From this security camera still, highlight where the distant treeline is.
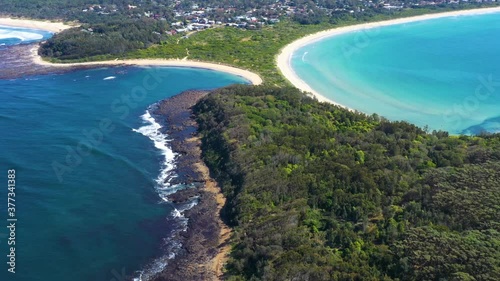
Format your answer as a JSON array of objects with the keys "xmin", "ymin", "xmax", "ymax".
[
  {"xmin": 191, "ymin": 85, "xmax": 500, "ymax": 281},
  {"xmin": 0, "ymin": 0, "xmax": 174, "ymax": 22}
]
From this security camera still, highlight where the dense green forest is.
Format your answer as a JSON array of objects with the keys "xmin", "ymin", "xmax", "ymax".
[
  {"xmin": 39, "ymin": 18, "xmax": 169, "ymax": 60},
  {"xmin": 193, "ymin": 85, "xmax": 500, "ymax": 280},
  {"xmin": 0, "ymin": 0, "xmax": 174, "ymax": 21}
]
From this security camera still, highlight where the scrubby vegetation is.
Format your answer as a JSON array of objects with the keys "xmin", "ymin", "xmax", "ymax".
[
  {"xmin": 193, "ymin": 85, "xmax": 500, "ymax": 280},
  {"xmin": 131, "ymin": 21, "xmax": 330, "ymax": 86}
]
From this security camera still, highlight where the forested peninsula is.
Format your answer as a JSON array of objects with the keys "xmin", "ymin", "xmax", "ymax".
[{"xmin": 193, "ymin": 85, "xmax": 500, "ymax": 280}]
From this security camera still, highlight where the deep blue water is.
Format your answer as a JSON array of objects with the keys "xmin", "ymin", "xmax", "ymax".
[
  {"xmin": 0, "ymin": 27, "xmax": 248, "ymax": 281},
  {"xmin": 292, "ymin": 12, "xmax": 500, "ymax": 134}
]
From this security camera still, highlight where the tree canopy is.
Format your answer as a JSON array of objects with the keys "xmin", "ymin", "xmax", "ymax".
[{"xmin": 193, "ymin": 85, "xmax": 500, "ymax": 280}]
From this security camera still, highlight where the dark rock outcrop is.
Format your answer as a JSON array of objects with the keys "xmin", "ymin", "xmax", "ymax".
[{"xmin": 151, "ymin": 90, "xmax": 229, "ymax": 281}]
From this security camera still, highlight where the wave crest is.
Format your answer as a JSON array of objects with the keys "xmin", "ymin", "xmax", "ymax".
[
  {"xmin": 132, "ymin": 107, "xmax": 199, "ymax": 280},
  {"xmin": 0, "ymin": 28, "xmax": 44, "ymax": 44}
]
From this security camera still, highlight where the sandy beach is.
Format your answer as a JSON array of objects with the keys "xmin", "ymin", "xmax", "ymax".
[
  {"xmin": 30, "ymin": 47, "xmax": 263, "ymax": 85},
  {"xmin": 277, "ymin": 6, "xmax": 500, "ymax": 107},
  {"xmin": 0, "ymin": 17, "xmax": 74, "ymax": 33}
]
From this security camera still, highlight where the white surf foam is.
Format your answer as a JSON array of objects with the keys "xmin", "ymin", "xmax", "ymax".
[
  {"xmin": 172, "ymin": 208, "xmax": 182, "ymax": 218},
  {"xmin": 302, "ymin": 51, "xmax": 308, "ymax": 62},
  {"xmin": 133, "ymin": 108, "xmax": 200, "ymax": 281},
  {"xmin": 133, "ymin": 110, "xmax": 179, "ymax": 201},
  {"xmin": 0, "ymin": 29, "xmax": 44, "ymax": 42},
  {"xmin": 132, "ymin": 199, "xmax": 198, "ymax": 281},
  {"xmin": 103, "ymin": 76, "xmax": 116, "ymax": 80}
]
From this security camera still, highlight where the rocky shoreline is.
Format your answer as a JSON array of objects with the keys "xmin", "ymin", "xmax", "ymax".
[
  {"xmin": 151, "ymin": 90, "xmax": 231, "ymax": 281},
  {"xmin": 2, "ymin": 43, "xmax": 232, "ymax": 280}
]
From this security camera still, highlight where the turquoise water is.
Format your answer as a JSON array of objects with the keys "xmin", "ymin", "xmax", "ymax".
[
  {"xmin": 0, "ymin": 25, "xmax": 53, "ymax": 46},
  {"xmin": 0, "ymin": 27, "xmax": 248, "ymax": 281},
  {"xmin": 292, "ymin": 12, "xmax": 500, "ymax": 134}
]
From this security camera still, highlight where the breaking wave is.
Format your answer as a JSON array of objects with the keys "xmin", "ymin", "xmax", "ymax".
[
  {"xmin": 0, "ymin": 27, "xmax": 46, "ymax": 45},
  {"xmin": 132, "ymin": 106, "xmax": 199, "ymax": 280}
]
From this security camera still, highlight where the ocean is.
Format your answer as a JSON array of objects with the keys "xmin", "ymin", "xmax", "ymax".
[
  {"xmin": 0, "ymin": 26, "xmax": 248, "ymax": 281},
  {"xmin": 291, "ymin": 12, "xmax": 500, "ymax": 134},
  {"xmin": 0, "ymin": 25, "xmax": 52, "ymax": 46}
]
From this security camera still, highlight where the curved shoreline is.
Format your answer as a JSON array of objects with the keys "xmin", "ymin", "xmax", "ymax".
[
  {"xmin": 31, "ymin": 48, "xmax": 263, "ymax": 85},
  {"xmin": 0, "ymin": 17, "xmax": 75, "ymax": 33},
  {"xmin": 277, "ymin": 6, "xmax": 500, "ymax": 108}
]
